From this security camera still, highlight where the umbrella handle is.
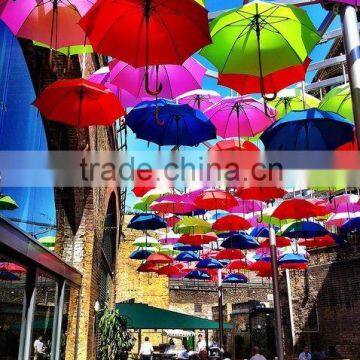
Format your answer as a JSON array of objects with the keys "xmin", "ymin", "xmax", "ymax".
[
  {"xmin": 145, "ymin": 67, "xmax": 163, "ymax": 96},
  {"xmin": 154, "ymin": 99, "xmax": 165, "ymax": 126},
  {"xmin": 256, "ymin": 208, "xmax": 264, "ymax": 223}
]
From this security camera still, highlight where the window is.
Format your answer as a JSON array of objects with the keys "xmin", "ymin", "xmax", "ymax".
[{"xmin": 194, "ymin": 304, "xmax": 202, "ymax": 313}]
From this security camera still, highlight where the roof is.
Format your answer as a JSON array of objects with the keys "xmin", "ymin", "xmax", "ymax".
[{"xmin": 116, "ymin": 302, "xmax": 232, "ymax": 330}]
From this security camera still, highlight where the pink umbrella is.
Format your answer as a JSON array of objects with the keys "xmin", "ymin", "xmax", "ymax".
[
  {"xmin": 0, "ymin": 0, "xmax": 93, "ymax": 48},
  {"xmin": 228, "ymin": 199, "xmax": 265, "ymax": 214},
  {"xmin": 325, "ymin": 212, "xmax": 360, "ymax": 227},
  {"xmin": 109, "ymin": 57, "xmax": 206, "ymax": 99},
  {"xmin": 326, "ymin": 194, "xmax": 360, "ymax": 213},
  {"xmin": 205, "ymin": 96, "xmax": 276, "ymax": 138},
  {"xmin": 177, "ymin": 89, "xmax": 222, "ymax": 112},
  {"xmin": 159, "ymin": 231, "xmax": 181, "ymax": 245},
  {"xmin": 150, "ymin": 194, "xmax": 198, "ymax": 214}
]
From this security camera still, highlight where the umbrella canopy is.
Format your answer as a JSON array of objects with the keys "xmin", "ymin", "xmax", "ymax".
[
  {"xmin": 150, "ymin": 196, "xmax": 197, "ymax": 215},
  {"xmin": 200, "ymin": 1, "xmax": 319, "ymax": 95},
  {"xmin": 177, "ymin": 90, "xmax": 222, "ymax": 112},
  {"xmin": 0, "ymin": 0, "xmax": 92, "ymax": 48},
  {"xmin": 128, "ymin": 213, "xmax": 167, "ymax": 230},
  {"xmin": 205, "ymin": 97, "xmax": 275, "ymax": 138},
  {"xmin": 281, "ymin": 221, "xmax": 329, "ymax": 239},
  {"xmin": 34, "ymin": 41, "xmax": 93, "ymax": 56},
  {"xmin": 215, "ymin": 249, "xmax": 245, "ymax": 260},
  {"xmin": 223, "ymin": 273, "xmax": 248, "ymax": 284},
  {"xmin": 319, "ymin": 83, "xmax": 353, "ymax": 122},
  {"xmin": 209, "ymin": 139, "xmax": 260, "ymax": 153},
  {"xmin": 0, "ymin": 195, "xmax": 19, "ymax": 210},
  {"xmin": 228, "ymin": 199, "xmax": 264, "ymax": 214},
  {"xmin": 221, "ymin": 233, "xmax": 260, "ymax": 250},
  {"xmin": 157, "ymin": 264, "xmax": 183, "ymax": 277},
  {"xmin": 79, "ymin": 0, "xmax": 211, "ymax": 66},
  {"xmin": 175, "ymin": 251, "xmax": 200, "ymax": 262},
  {"xmin": 226, "ymin": 259, "xmax": 249, "ymax": 270},
  {"xmin": 297, "ymin": 234, "xmax": 338, "ymax": 248},
  {"xmin": 174, "ymin": 217, "xmax": 212, "ymax": 234},
  {"xmin": 325, "ymin": 212, "xmax": 360, "ymax": 227},
  {"xmin": 249, "ymin": 260, "xmax": 271, "ymax": 272},
  {"xmin": 259, "ymin": 237, "xmax": 291, "ymax": 248},
  {"xmin": 195, "ymin": 189, "xmax": 237, "ymax": 211},
  {"xmin": 185, "ymin": 269, "xmax": 211, "ymax": 280},
  {"xmin": 180, "ymin": 232, "xmax": 218, "ymax": 246},
  {"xmin": 137, "ymin": 263, "xmax": 159, "ymax": 273},
  {"xmin": 125, "ymin": 99, "xmax": 216, "ymax": 147},
  {"xmin": 130, "ymin": 249, "xmax": 153, "ymax": 260},
  {"xmin": 38, "ymin": 236, "xmax": 56, "ymax": 248},
  {"xmin": 236, "ymin": 187, "xmax": 287, "ymax": 202},
  {"xmin": 340, "ymin": 217, "xmax": 360, "ymax": 232},
  {"xmin": 269, "ymin": 89, "xmax": 320, "ymax": 119},
  {"xmin": 279, "ymin": 253, "xmax": 308, "ymax": 264},
  {"xmin": 0, "ymin": 262, "xmax": 26, "ymax": 274},
  {"xmin": 109, "ymin": 58, "xmax": 206, "ymax": 100},
  {"xmin": 174, "ymin": 243, "xmax": 203, "ymax": 252},
  {"xmin": 158, "ymin": 231, "xmax": 181, "ymax": 245},
  {"xmin": 165, "ymin": 216, "xmax": 181, "ymax": 228},
  {"xmin": 132, "ymin": 236, "xmax": 160, "ymax": 248},
  {"xmin": 260, "ymin": 109, "xmax": 354, "ymax": 151},
  {"xmin": 212, "ymin": 215, "xmax": 251, "ymax": 231},
  {"xmin": 33, "ymin": 79, "xmax": 125, "ymax": 127},
  {"xmin": 272, "ymin": 199, "xmax": 327, "ymax": 220},
  {"xmin": 146, "ymin": 253, "xmax": 173, "ymax": 264},
  {"xmin": 196, "ymin": 258, "xmax": 223, "ymax": 269}
]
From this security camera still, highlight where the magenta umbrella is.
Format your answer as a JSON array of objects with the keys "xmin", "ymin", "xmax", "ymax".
[
  {"xmin": 228, "ymin": 199, "xmax": 265, "ymax": 214},
  {"xmin": 177, "ymin": 89, "xmax": 222, "ymax": 112},
  {"xmin": 109, "ymin": 57, "xmax": 206, "ymax": 99},
  {"xmin": 150, "ymin": 194, "xmax": 198, "ymax": 214},
  {"xmin": 0, "ymin": 0, "xmax": 93, "ymax": 48},
  {"xmin": 205, "ymin": 96, "xmax": 276, "ymax": 138}
]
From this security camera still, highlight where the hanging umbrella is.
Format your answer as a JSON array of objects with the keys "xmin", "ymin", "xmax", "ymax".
[
  {"xmin": 196, "ymin": 258, "xmax": 223, "ymax": 269},
  {"xmin": 157, "ymin": 264, "xmax": 184, "ymax": 277},
  {"xmin": 158, "ymin": 245, "xmax": 180, "ymax": 256},
  {"xmin": 0, "ymin": 195, "xmax": 19, "ymax": 210},
  {"xmin": 174, "ymin": 243, "xmax": 203, "ymax": 252},
  {"xmin": 269, "ymin": 89, "xmax": 320, "ymax": 119},
  {"xmin": 209, "ymin": 139, "xmax": 260, "ymax": 152},
  {"xmin": 174, "ymin": 217, "xmax": 212, "ymax": 234},
  {"xmin": 128, "ymin": 214, "xmax": 167, "ymax": 230},
  {"xmin": 38, "ymin": 236, "xmax": 56, "ymax": 248},
  {"xmin": 137, "ymin": 262, "xmax": 159, "ymax": 273},
  {"xmin": 319, "ymin": 83, "xmax": 353, "ymax": 122},
  {"xmin": 175, "ymin": 251, "xmax": 200, "ymax": 262},
  {"xmin": 215, "ymin": 249, "xmax": 245, "ymax": 260},
  {"xmin": 297, "ymin": 234, "xmax": 338, "ymax": 248},
  {"xmin": 226, "ymin": 259, "xmax": 249, "ymax": 271},
  {"xmin": 195, "ymin": 189, "xmax": 237, "ymax": 211},
  {"xmin": 218, "ymin": 58, "xmax": 311, "ymax": 96},
  {"xmin": 278, "ymin": 253, "xmax": 308, "ymax": 265},
  {"xmin": 205, "ymin": 97, "xmax": 275, "ymax": 138},
  {"xmin": 125, "ymin": 99, "xmax": 216, "ymax": 146},
  {"xmin": 146, "ymin": 253, "xmax": 173, "ymax": 264},
  {"xmin": 325, "ymin": 212, "xmax": 360, "ymax": 227},
  {"xmin": 223, "ymin": 273, "xmax": 248, "ymax": 284},
  {"xmin": 109, "ymin": 58, "xmax": 206, "ymax": 100},
  {"xmin": 272, "ymin": 199, "xmax": 328, "ymax": 220},
  {"xmin": 140, "ymin": 188, "xmax": 178, "ymax": 208},
  {"xmin": 228, "ymin": 199, "xmax": 265, "ymax": 214},
  {"xmin": 132, "ymin": 169, "xmax": 156, "ymax": 197},
  {"xmin": 79, "ymin": 0, "xmax": 211, "ymax": 69},
  {"xmin": 158, "ymin": 231, "xmax": 181, "ymax": 245},
  {"xmin": 132, "ymin": 236, "xmax": 160, "ymax": 248},
  {"xmin": 340, "ymin": 217, "xmax": 360, "ymax": 232},
  {"xmin": 179, "ymin": 232, "xmax": 218, "ymax": 246},
  {"xmin": 281, "ymin": 221, "xmax": 329, "ymax": 239},
  {"xmin": 150, "ymin": 196, "xmax": 197, "ymax": 215},
  {"xmin": 0, "ymin": 262, "xmax": 26, "ymax": 274},
  {"xmin": 130, "ymin": 249, "xmax": 153, "ymax": 260},
  {"xmin": 0, "ymin": 0, "xmax": 93, "ymax": 48},
  {"xmin": 212, "ymin": 215, "xmax": 251, "ymax": 232},
  {"xmin": 200, "ymin": 1, "xmax": 320, "ymax": 97},
  {"xmin": 260, "ymin": 109, "xmax": 354, "ymax": 151},
  {"xmin": 236, "ymin": 187, "xmax": 287, "ymax": 202},
  {"xmin": 34, "ymin": 79, "xmax": 125, "ymax": 126},
  {"xmin": 221, "ymin": 233, "xmax": 260, "ymax": 250},
  {"xmin": 0, "ymin": 270, "xmax": 20, "ymax": 281},
  {"xmin": 185, "ymin": 269, "xmax": 211, "ymax": 280},
  {"xmin": 258, "ymin": 237, "xmax": 291, "ymax": 248},
  {"xmin": 165, "ymin": 216, "xmax": 181, "ymax": 228},
  {"xmin": 249, "ymin": 260, "xmax": 271, "ymax": 272},
  {"xmin": 177, "ymin": 90, "xmax": 222, "ymax": 112}
]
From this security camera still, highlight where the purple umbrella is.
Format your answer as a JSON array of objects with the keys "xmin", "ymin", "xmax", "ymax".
[
  {"xmin": 228, "ymin": 199, "xmax": 265, "ymax": 214},
  {"xmin": 109, "ymin": 57, "xmax": 206, "ymax": 99},
  {"xmin": 177, "ymin": 89, "xmax": 222, "ymax": 112},
  {"xmin": 205, "ymin": 96, "xmax": 276, "ymax": 138}
]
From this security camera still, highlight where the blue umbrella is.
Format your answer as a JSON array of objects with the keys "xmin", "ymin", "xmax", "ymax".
[
  {"xmin": 209, "ymin": 211, "xmax": 228, "ymax": 221},
  {"xmin": 223, "ymin": 273, "xmax": 248, "ymax": 284},
  {"xmin": 175, "ymin": 251, "xmax": 200, "ymax": 262},
  {"xmin": 196, "ymin": 258, "xmax": 223, "ymax": 269},
  {"xmin": 185, "ymin": 269, "xmax": 211, "ymax": 280},
  {"xmin": 125, "ymin": 99, "xmax": 217, "ymax": 147},
  {"xmin": 182, "ymin": 209, "xmax": 207, "ymax": 216},
  {"xmin": 0, "ymin": 270, "xmax": 20, "ymax": 281},
  {"xmin": 249, "ymin": 226, "xmax": 280, "ymax": 238},
  {"xmin": 260, "ymin": 109, "xmax": 354, "ymax": 150},
  {"xmin": 128, "ymin": 213, "xmax": 167, "ymax": 230},
  {"xmin": 217, "ymin": 231, "xmax": 238, "ymax": 239},
  {"xmin": 278, "ymin": 253, "xmax": 308, "ymax": 264},
  {"xmin": 174, "ymin": 243, "xmax": 203, "ymax": 252},
  {"xmin": 282, "ymin": 221, "xmax": 329, "ymax": 239},
  {"xmin": 340, "ymin": 217, "xmax": 360, "ymax": 233},
  {"xmin": 130, "ymin": 249, "xmax": 152, "ymax": 260},
  {"xmin": 221, "ymin": 233, "xmax": 260, "ymax": 250}
]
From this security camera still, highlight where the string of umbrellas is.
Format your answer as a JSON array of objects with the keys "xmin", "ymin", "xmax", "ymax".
[
  {"xmin": 0, "ymin": 0, "xmax": 356, "ymax": 149},
  {"xmin": 127, "ymin": 187, "xmax": 360, "ymax": 283}
]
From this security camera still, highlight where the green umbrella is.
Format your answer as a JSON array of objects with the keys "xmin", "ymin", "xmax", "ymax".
[
  {"xmin": 132, "ymin": 236, "xmax": 160, "ymax": 248},
  {"xmin": 269, "ymin": 89, "xmax": 320, "ymax": 119},
  {"xmin": 174, "ymin": 217, "xmax": 212, "ymax": 234},
  {"xmin": 319, "ymin": 83, "xmax": 353, "ymax": 123},
  {"xmin": 158, "ymin": 245, "xmax": 181, "ymax": 256},
  {"xmin": 0, "ymin": 195, "xmax": 19, "ymax": 210},
  {"xmin": 33, "ymin": 41, "xmax": 93, "ymax": 56},
  {"xmin": 38, "ymin": 236, "xmax": 56, "ymax": 248},
  {"xmin": 133, "ymin": 200, "xmax": 150, "ymax": 212},
  {"xmin": 200, "ymin": 1, "xmax": 319, "ymax": 93}
]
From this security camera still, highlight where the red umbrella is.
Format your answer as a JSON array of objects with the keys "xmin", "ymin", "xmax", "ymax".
[
  {"xmin": 150, "ymin": 198, "xmax": 197, "ymax": 215},
  {"xmin": 297, "ymin": 235, "xmax": 336, "ymax": 248},
  {"xmin": 33, "ymin": 79, "xmax": 125, "ymax": 127},
  {"xmin": 272, "ymin": 199, "xmax": 326, "ymax": 220},
  {"xmin": 165, "ymin": 216, "xmax": 181, "ymax": 227},
  {"xmin": 249, "ymin": 260, "xmax": 271, "ymax": 272},
  {"xmin": 218, "ymin": 58, "xmax": 311, "ymax": 96},
  {"xmin": 146, "ymin": 253, "xmax": 173, "ymax": 264},
  {"xmin": 236, "ymin": 187, "xmax": 287, "ymax": 202},
  {"xmin": 79, "ymin": 0, "xmax": 211, "ymax": 68},
  {"xmin": 226, "ymin": 259, "xmax": 249, "ymax": 270},
  {"xmin": 180, "ymin": 232, "xmax": 218, "ymax": 246},
  {"xmin": 212, "ymin": 215, "xmax": 251, "ymax": 231},
  {"xmin": 209, "ymin": 139, "xmax": 260, "ymax": 152},
  {"xmin": 195, "ymin": 189, "xmax": 237, "ymax": 210},
  {"xmin": 0, "ymin": 262, "xmax": 26, "ymax": 274},
  {"xmin": 137, "ymin": 263, "xmax": 158, "ymax": 273},
  {"xmin": 257, "ymin": 269, "xmax": 272, "ymax": 278},
  {"xmin": 132, "ymin": 169, "xmax": 156, "ymax": 197},
  {"xmin": 157, "ymin": 264, "xmax": 183, "ymax": 276},
  {"xmin": 280, "ymin": 262, "xmax": 308, "ymax": 270},
  {"xmin": 215, "ymin": 249, "xmax": 245, "ymax": 260},
  {"xmin": 259, "ymin": 236, "xmax": 291, "ymax": 248}
]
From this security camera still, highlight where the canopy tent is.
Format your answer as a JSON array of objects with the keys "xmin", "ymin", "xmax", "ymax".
[{"xmin": 116, "ymin": 302, "xmax": 232, "ymax": 330}]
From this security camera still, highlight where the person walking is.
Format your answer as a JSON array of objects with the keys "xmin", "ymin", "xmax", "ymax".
[
  {"xmin": 33, "ymin": 335, "xmax": 45, "ymax": 360},
  {"xmin": 140, "ymin": 336, "xmax": 154, "ymax": 360},
  {"xmin": 299, "ymin": 346, "xmax": 312, "ymax": 360},
  {"xmin": 249, "ymin": 346, "xmax": 267, "ymax": 360}
]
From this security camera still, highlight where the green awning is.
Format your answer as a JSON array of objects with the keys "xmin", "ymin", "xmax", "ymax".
[{"xmin": 116, "ymin": 302, "xmax": 232, "ymax": 330}]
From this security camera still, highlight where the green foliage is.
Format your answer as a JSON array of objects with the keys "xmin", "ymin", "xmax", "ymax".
[{"xmin": 97, "ymin": 304, "xmax": 135, "ymax": 360}]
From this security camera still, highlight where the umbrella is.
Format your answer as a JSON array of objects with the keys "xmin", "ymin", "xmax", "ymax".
[
  {"xmin": 158, "ymin": 231, "xmax": 181, "ymax": 245},
  {"xmin": 223, "ymin": 273, "xmax": 248, "ymax": 284},
  {"xmin": 209, "ymin": 139, "xmax": 260, "ymax": 153},
  {"xmin": 0, "ymin": 0, "xmax": 92, "ymax": 48},
  {"xmin": 109, "ymin": 58, "xmax": 206, "ymax": 100},
  {"xmin": 200, "ymin": 1, "xmax": 320, "ymax": 96},
  {"xmin": 0, "ymin": 195, "xmax": 19, "ymax": 210},
  {"xmin": 259, "ymin": 237, "xmax": 291, "ymax": 248},
  {"xmin": 228, "ymin": 199, "xmax": 265, "ymax": 214},
  {"xmin": 33, "ymin": 79, "xmax": 125, "ymax": 127},
  {"xmin": 38, "ymin": 236, "xmax": 56, "ymax": 248},
  {"xmin": 174, "ymin": 217, "xmax": 212, "ymax": 234},
  {"xmin": 196, "ymin": 258, "xmax": 223, "ymax": 269},
  {"xmin": 177, "ymin": 90, "xmax": 222, "ymax": 112},
  {"xmin": 340, "ymin": 217, "xmax": 360, "ymax": 232},
  {"xmin": 272, "ymin": 199, "xmax": 328, "ymax": 220},
  {"xmin": 215, "ymin": 249, "xmax": 245, "ymax": 260},
  {"xmin": 130, "ymin": 249, "xmax": 153, "ymax": 260},
  {"xmin": 146, "ymin": 253, "xmax": 173, "ymax": 264},
  {"xmin": 140, "ymin": 188, "xmax": 178, "ymax": 208},
  {"xmin": 125, "ymin": 99, "xmax": 216, "ymax": 147},
  {"xmin": 185, "ymin": 269, "xmax": 211, "ymax": 280},
  {"xmin": 150, "ymin": 195, "xmax": 197, "ymax": 215},
  {"xmin": 260, "ymin": 109, "xmax": 354, "ymax": 151},
  {"xmin": 128, "ymin": 213, "xmax": 167, "ymax": 230},
  {"xmin": 278, "ymin": 253, "xmax": 308, "ymax": 265},
  {"xmin": 269, "ymin": 89, "xmax": 320, "ymax": 119},
  {"xmin": 33, "ymin": 41, "xmax": 93, "ymax": 56},
  {"xmin": 0, "ymin": 270, "xmax": 20, "ymax": 281},
  {"xmin": 195, "ymin": 189, "xmax": 237, "ymax": 211},
  {"xmin": 212, "ymin": 215, "xmax": 251, "ymax": 232},
  {"xmin": 132, "ymin": 236, "xmax": 160, "ymax": 248},
  {"xmin": 281, "ymin": 221, "xmax": 329, "ymax": 239},
  {"xmin": 319, "ymin": 83, "xmax": 353, "ymax": 122},
  {"xmin": 237, "ymin": 187, "xmax": 287, "ymax": 202},
  {"xmin": 249, "ymin": 260, "xmax": 271, "ymax": 272},
  {"xmin": 175, "ymin": 252, "xmax": 200, "ymax": 262},
  {"xmin": 205, "ymin": 97, "xmax": 275, "ymax": 138},
  {"xmin": 165, "ymin": 216, "xmax": 181, "ymax": 228},
  {"xmin": 0, "ymin": 262, "xmax": 26, "ymax": 274},
  {"xmin": 325, "ymin": 212, "xmax": 360, "ymax": 227},
  {"xmin": 226, "ymin": 259, "xmax": 249, "ymax": 271},
  {"xmin": 174, "ymin": 243, "xmax": 203, "ymax": 252},
  {"xmin": 218, "ymin": 58, "xmax": 311, "ymax": 96},
  {"xmin": 137, "ymin": 263, "xmax": 159, "ymax": 273},
  {"xmin": 179, "ymin": 232, "xmax": 218, "ymax": 246},
  {"xmin": 221, "ymin": 233, "xmax": 260, "ymax": 250},
  {"xmin": 297, "ymin": 234, "xmax": 338, "ymax": 248},
  {"xmin": 157, "ymin": 264, "xmax": 183, "ymax": 276},
  {"xmin": 79, "ymin": 0, "xmax": 211, "ymax": 70}
]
